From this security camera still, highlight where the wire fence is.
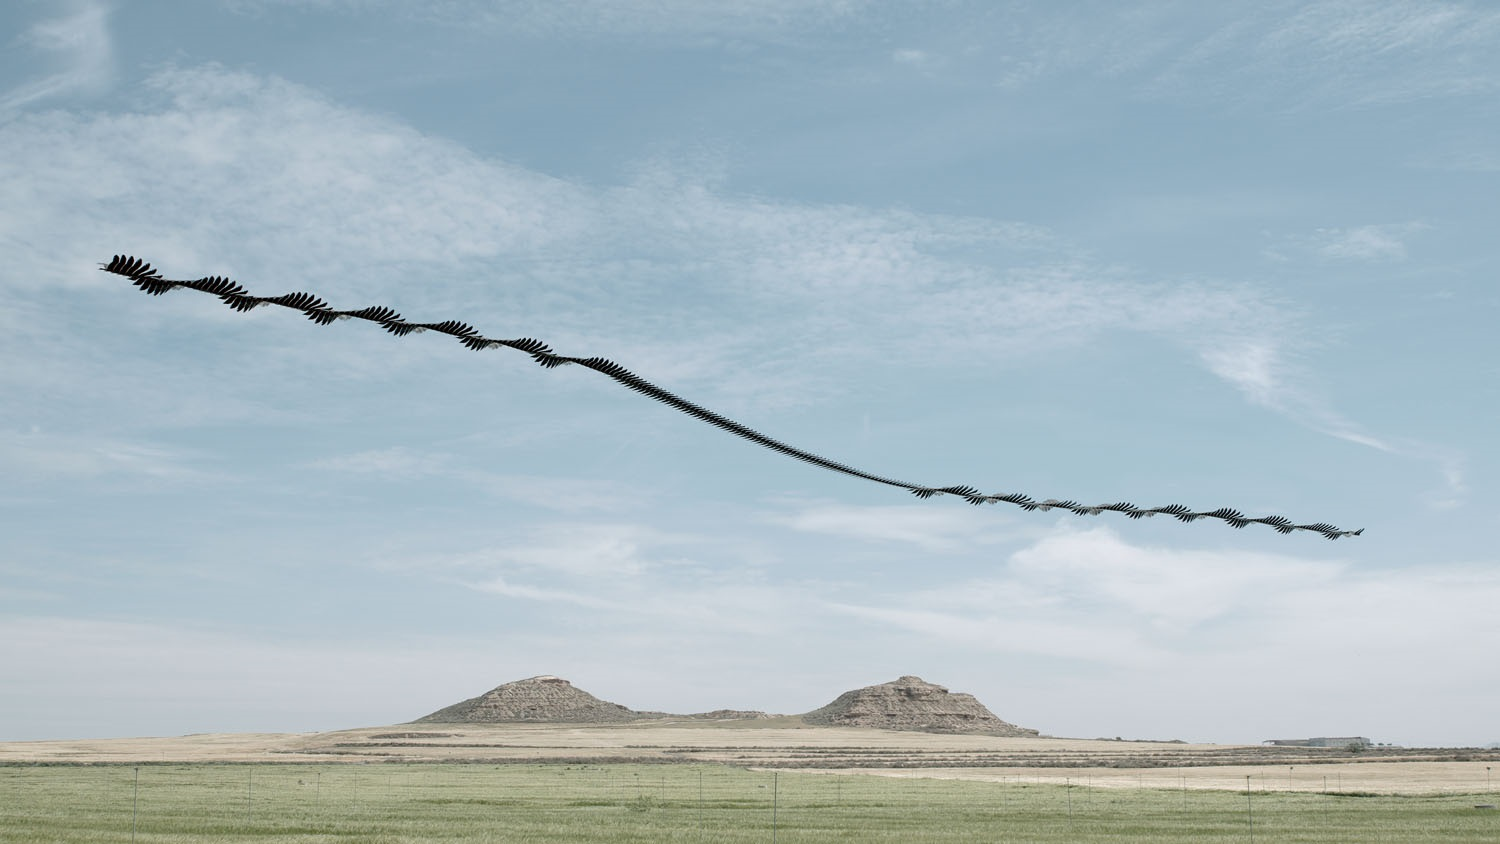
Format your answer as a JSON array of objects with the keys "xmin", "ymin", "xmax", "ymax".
[{"xmin": 5, "ymin": 762, "xmax": 1496, "ymax": 842}]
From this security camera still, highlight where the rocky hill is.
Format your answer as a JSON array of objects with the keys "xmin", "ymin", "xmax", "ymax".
[
  {"xmin": 416, "ymin": 675, "xmax": 642, "ymax": 724},
  {"xmin": 416, "ymin": 676, "xmax": 774, "ymax": 724},
  {"xmin": 801, "ymin": 675, "xmax": 1038, "ymax": 736},
  {"xmin": 416, "ymin": 674, "xmax": 1031, "ymax": 735}
]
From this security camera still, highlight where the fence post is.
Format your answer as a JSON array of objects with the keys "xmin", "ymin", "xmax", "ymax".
[
  {"xmin": 771, "ymin": 771, "xmax": 779, "ymax": 844},
  {"xmin": 1246, "ymin": 775, "xmax": 1253, "ymax": 842}
]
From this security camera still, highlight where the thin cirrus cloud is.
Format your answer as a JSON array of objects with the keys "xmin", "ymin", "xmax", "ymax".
[
  {"xmin": 235, "ymin": 0, "xmax": 876, "ymax": 36},
  {"xmin": 0, "ymin": 429, "xmax": 205, "ymax": 483},
  {"xmin": 1, "ymin": 63, "xmax": 1416, "ymax": 506},
  {"xmin": 2, "ymin": 64, "xmax": 1324, "ymax": 402},
  {"xmin": 470, "ymin": 570, "xmax": 820, "ymax": 637},
  {"xmin": 309, "ymin": 447, "xmax": 651, "ymax": 512},
  {"xmin": 1201, "ymin": 1, "xmax": 1498, "ymax": 106},
  {"xmin": 473, "ymin": 576, "xmax": 623, "ymax": 610},
  {"xmin": 398, "ymin": 522, "xmax": 693, "ymax": 579},
  {"xmin": 1312, "ymin": 222, "xmax": 1429, "ymax": 261},
  {"xmin": 966, "ymin": 0, "xmax": 1500, "ymax": 107},
  {"xmin": 1261, "ymin": 221, "xmax": 1430, "ymax": 263},
  {"xmin": 1257, "ymin": 0, "xmax": 1500, "ymax": 102},
  {"xmin": 771, "ymin": 500, "xmax": 1011, "ymax": 551},
  {"xmin": 225, "ymin": 0, "xmax": 1500, "ymax": 112},
  {"xmin": 1197, "ymin": 333, "xmax": 1467, "ymax": 504},
  {"xmin": 1, "ymin": 60, "xmax": 1438, "ymax": 540},
  {"xmin": 0, "ymin": 1, "xmax": 114, "ymax": 115}
]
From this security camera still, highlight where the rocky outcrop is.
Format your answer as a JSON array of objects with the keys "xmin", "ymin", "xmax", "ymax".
[
  {"xmin": 683, "ymin": 709, "xmax": 773, "ymax": 721},
  {"xmin": 416, "ymin": 675, "xmax": 640, "ymax": 724},
  {"xmin": 416, "ymin": 674, "xmax": 1032, "ymax": 734},
  {"xmin": 801, "ymin": 675, "xmax": 1037, "ymax": 736}
]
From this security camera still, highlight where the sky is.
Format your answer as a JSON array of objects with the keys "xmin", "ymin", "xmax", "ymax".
[{"xmin": 1, "ymin": 0, "xmax": 1496, "ymax": 747}]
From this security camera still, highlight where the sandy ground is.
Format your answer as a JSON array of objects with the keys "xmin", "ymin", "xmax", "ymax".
[{"xmin": 3, "ymin": 721, "xmax": 1495, "ymax": 796}]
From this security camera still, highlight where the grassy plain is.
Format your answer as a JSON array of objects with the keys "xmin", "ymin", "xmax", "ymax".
[
  {"xmin": 4, "ymin": 762, "xmax": 1499, "ymax": 843},
  {"xmin": 4, "ymin": 721, "xmax": 1493, "ymax": 795}
]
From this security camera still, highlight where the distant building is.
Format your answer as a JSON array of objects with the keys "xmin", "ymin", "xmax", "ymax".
[{"xmin": 1263, "ymin": 737, "xmax": 1372, "ymax": 749}]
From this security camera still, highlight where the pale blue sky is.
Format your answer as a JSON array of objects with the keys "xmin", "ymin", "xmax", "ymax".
[{"xmin": 2, "ymin": 0, "xmax": 1496, "ymax": 745}]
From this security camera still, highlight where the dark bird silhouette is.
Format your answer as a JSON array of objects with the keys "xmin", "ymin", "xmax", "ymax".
[{"xmin": 100, "ymin": 255, "xmax": 1363, "ymax": 540}]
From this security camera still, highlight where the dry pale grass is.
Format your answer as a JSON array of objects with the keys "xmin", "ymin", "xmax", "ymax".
[
  {"xmin": 813, "ymin": 762, "xmax": 1499, "ymax": 796},
  {"xmin": 4, "ymin": 721, "xmax": 1495, "ymax": 796}
]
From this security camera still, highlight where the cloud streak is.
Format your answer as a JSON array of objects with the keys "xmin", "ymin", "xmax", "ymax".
[
  {"xmin": 771, "ymin": 499, "xmax": 1012, "ymax": 551},
  {"xmin": 0, "ymin": 65, "xmax": 1285, "ymax": 385},
  {"xmin": 0, "ymin": 2, "xmax": 114, "ymax": 115},
  {"xmin": 1313, "ymin": 222, "xmax": 1428, "ymax": 261},
  {"xmin": 0, "ymin": 62, "xmax": 1397, "ymax": 521},
  {"xmin": 829, "ymin": 524, "xmax": 1500, "ymax": 682},
  {"xmin": 310, "ymin": 446, "xmax": 647, "ymax": 512},
  {"xmin": 230, "ymin": 0, "xmax": 874, "ymax": 38},
  {"xmin": 1196, "ymin": 329, "xmax": 1467, "ymax": 506}
]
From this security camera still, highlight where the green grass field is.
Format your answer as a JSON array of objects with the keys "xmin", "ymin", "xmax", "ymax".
[{"xmin": 3, "ymin": 763, "xmax": 1496, "ymax": 842}]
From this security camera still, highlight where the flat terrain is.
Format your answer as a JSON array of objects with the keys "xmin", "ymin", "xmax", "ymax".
[
  {"xmin": 4, "ymin": 719, "xmax": 1496, "ymax": 795},
  {"xmin": 4, "ymin": 762, "xmax": 1499, "ymax": 842}
]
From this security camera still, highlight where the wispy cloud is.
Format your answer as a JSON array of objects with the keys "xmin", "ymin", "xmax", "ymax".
[
  {"xmin": 1258, "ymin": 0, "xmax": 1500, "ymax": 104},
  {"xmin": 1, "ymin": 62, "xmax": 1427, "ymax": 505},
  {"xmin": 230, "ymin": 0, "xmax": 874, "ymax": 38},
  {"xmin": 1312, "ymin": 222, "xmax": 1429, "ymax": 261},
  {"xmin": 397, "ymin": 522, "xmax": 692, "ymax": 579},
  {"xmin": 0, "ymin": 65, "xmax": 1287, "ymax": 403},
  {"xmin": 309, "ymin": 447, "xmax": 646, "ymax": 511},
  {"xmin": 0, "ymin": 1, "xmax": 1493, "ymax": 751},
  {"xmin": 1195, "ymin": 321, "xmax": 1467, "ymax": 506},
  {"xmin": 891, "ymin": 47, "xmax": 946, "ymax": 75},
  {"xmin": 1411, "ymin": 147, "xmax": 1500, "ymax": 172},
  {"xmin": 310, "ymin": 446, "xmax": 447, "ymax": 478},
  {"xmin": 771, "ymin": 499, "xmax": 1011, "ymax": 551},
  {"xmin": 873, "ymin": 525, "xmax": 1343, "ymax": 648},
  {"xmin": 224, "ymin": 0, "xmax": 1500, "ymax": 109},
  {"xmin": 463, "ymin": 562, "xmax": 825, "ymax": 638},
  {"xmin": 1199, "ymin": 340, "xmax": 1284, "ymax": 410},
  {"xmin": 0, "ymin": 1, "xmax": 114, "ymax": 115},
  {"xmin": 829, "ymin": 602, "xmax": 1168, "ymax": 666},
  {"xmin": 0, "ymin": 428, "xmax": 207, "ymax": 483},
  {"xmin": 829, "ymin": 524, "xmax": 1500, "ymax": 681},
  {"xmin": 954, "ymin": 1, "xmax": 1500, "ymax": 109},
  {"xmin": 472, "ymin": 575, "xmax": 623, "ymax": 609}
]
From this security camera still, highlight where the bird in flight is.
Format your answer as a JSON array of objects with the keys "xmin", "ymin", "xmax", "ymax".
[{"xmin": 101, "ymin": 255, "xmax": 1362, "ymax": 540}]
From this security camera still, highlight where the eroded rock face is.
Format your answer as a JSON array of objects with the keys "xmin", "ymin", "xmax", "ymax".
[
  {"xmin": 416, "ymin": 676, "xmax": 639, "ymax": 724},
  {"xmin": 801, "ymin": 675, "xmax": 1038, "ymax": 736},
  {"xmin": 685, "ymin": 709, "xmax": 773, "ymax": 720},
  {"xmin": 416, "ymin": 674, "xmax": 1034, "ymax": 734}
]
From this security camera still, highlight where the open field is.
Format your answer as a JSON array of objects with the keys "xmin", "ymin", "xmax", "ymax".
[
  {"xmin": 5, "ymin": 723, "xmax": 1498, "ymax": 841},
  {"xmin": 4, "ymin": 720, "xmax": 1496, "ymax": 796},
  {"xmin": 4, "ymin": 762, "xmax": 1499, "ymax": 843}
]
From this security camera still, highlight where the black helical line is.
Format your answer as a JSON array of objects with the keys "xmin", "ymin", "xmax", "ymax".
[{"xmin": 101, "ymin": 255, "xmax": 1363, "ymax": 539}]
